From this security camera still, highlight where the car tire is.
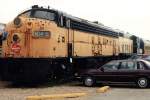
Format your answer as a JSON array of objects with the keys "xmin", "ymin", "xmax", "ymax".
[
  {"xmin": 83, "ymin": 76, "xmax": 95, "ymax": 87},
  {"xmin": 137, "ymin": 77, "xmax": 149, "ymax": 88}
]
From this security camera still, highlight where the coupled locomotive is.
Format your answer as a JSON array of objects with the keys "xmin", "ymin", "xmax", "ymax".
[{"xmin": 0, "ymin": 5, "xmax": 149, "ymax": 82}]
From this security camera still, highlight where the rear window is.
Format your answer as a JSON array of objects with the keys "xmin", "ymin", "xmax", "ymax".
[
  {"xmin": 143, "ymin": 56, "xmax": 150, "ymax": 61},
  {"xmin": 142, "ymin": 60, "xmax": 150, "ymax": 68}
]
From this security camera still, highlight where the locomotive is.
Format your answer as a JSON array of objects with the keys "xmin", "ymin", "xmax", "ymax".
[
  {"xmin": 0, "ymin": 23, "xmax": 5, "ymax": 57},
  {"xmin": 0, "ymin": 5, "xmax": 150, "ymax": 83}
]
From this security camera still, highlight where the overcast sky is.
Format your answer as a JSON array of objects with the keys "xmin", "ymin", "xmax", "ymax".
[{"xmin": 0, "ymin": 0, "xmax": 150, "ymax": 40}]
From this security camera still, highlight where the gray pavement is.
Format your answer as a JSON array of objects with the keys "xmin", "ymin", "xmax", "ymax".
[{"xmin": 0, "ymin": 81, "xmax": 149, "ymax": 100}]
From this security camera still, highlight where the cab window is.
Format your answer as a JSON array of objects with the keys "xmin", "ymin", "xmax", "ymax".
[
  {"xmin": 31, "ymin": 10, "xmax": 55, "ymax": 21},
  {"xmin": 21, "ymin": 11, "xmax": 31, "ymax": 17}
]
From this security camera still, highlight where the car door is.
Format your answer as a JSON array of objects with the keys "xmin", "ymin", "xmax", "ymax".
[
  {"xmin": 95, "ymin": 61, "xmax": 120, "ymax": 82},
  {"xmin": 117, "ymin": 61, "xmax": 138, "ymax": 82}
]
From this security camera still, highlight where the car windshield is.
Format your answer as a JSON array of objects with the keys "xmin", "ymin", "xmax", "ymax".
[{"xmin": 20, "ymin": 10, "xmax": 55, "ymax": 21}]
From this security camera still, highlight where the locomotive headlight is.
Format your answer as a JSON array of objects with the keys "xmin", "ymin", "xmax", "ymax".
[{"xmin": 14, "ymin": 17, "xmax": 22, "ymax": 27}]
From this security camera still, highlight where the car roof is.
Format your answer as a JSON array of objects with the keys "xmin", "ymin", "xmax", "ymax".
[
  {"xmin": 133, "ymin": 54, "xmax": 150, "ymax": 56},
  {"xmin": 110, "ymin": 59, "xmax": 145, "ymax": 62}
]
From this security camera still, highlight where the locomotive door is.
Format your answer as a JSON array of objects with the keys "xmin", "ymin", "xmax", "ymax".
[
  {"xmin": 98, "ymin": 37, "xmax": 102, "ymax": 55},
  {"xmin": 67, "ymin": 28, "xmax": 74, "ymax": 57},
  {"xmin": 113, "ymin": 40, "xmax": 116, "ymax": 55}
]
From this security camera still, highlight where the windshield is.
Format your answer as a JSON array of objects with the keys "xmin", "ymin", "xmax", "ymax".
[
  {"xmin": 20, "ymin": 10, "xmax": 55, "ymax": 21},
  {"xmin": 31, "ymin": 10, "xmax": 55, "ymax": 20},
  {"xmin": 20, "ymin": 11, "xmax": 31, "ymax": 17}
]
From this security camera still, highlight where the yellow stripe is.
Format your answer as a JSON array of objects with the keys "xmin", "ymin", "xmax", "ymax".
[
  {"xmin": 97, "ymin": 86, "xmax": 110, "ymax": 93},
  {"xmin": 26, "ymin": 92, "xmax": 87, "ymax": 100}
]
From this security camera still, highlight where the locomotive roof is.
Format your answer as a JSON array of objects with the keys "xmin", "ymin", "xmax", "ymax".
[
  {"xmin": 20, "ymin": 5, "xmax": 119, "ymax": 37},
  {"xmin": 57, "ymin": 9, "xmax": 119, "ymax": 37}
]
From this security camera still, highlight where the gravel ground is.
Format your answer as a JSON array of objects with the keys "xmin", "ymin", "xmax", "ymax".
[
  {"xmin": 0, "ymin": 81, "xmax": 150, "ymax": 100},
  {"xmin": 0, "ymin": 81, "xmax": 96, "ymax": 100}
]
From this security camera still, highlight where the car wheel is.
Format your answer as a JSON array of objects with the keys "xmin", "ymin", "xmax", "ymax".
[
  {"xmin": 137, "ymin": 77, "xmax": 149, "ymax": 88},
  {"xmin": 83, "ymin": 76, "xmax": 95, "ymax": 87}
]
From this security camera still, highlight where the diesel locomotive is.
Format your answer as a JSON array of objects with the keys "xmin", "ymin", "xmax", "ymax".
[{"xmin": 0, "ymin": 5, "xmax": 150, "ymax": 83}]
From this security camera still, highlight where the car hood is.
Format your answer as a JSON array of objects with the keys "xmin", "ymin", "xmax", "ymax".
[{"xmin": 77, "ymin": 68, "xmax": 99, "ymax": 76}]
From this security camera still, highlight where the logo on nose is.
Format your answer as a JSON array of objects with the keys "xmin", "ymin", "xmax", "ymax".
[
  {"xmin": 11, "ymin": 43, "xmax": 21, "ymax": 54},
  {"xmin": 11, "ymin": 34, "xmax": 21, "ymax": 53}
]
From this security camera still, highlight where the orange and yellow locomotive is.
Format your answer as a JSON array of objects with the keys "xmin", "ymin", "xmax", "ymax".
[{"xmin": 1, "ymin": 5, "xmax": 134, "ymax": 82}]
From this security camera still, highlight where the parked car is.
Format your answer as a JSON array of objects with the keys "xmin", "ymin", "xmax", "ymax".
[{"xmin": 79, "ymin": 59, "xmax": 150, "ymax": 88}]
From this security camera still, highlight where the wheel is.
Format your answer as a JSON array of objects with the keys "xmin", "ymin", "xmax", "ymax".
[
  {"xmin": 83, "ymin": 76, "xmax": 95, "ymax": 87},
  {"xmin": 137, "ymin": 77, "xmax": 149, "ymax": 88}
]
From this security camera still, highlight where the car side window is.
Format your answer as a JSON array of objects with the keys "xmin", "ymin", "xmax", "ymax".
[
  {"xmin": 127, "ymin": 61, "xmax": 137, "ymax": 70},
  {"xmin": 120, "ymin": 62, "xmax": 127, "ymax": 69},
  {"xmin": 103, "ymin": 61, "xmax": 119, "ymax": 70},
  {"xmin": 120, "ymin": 61, "xmax": 136, "ymax": 70},
  {"xmin": 144, "ymin": 56, "xmax": 150, "ymax": 61},
  {"xmin": 137, "ymin": 62, "xmax": 145, "ymax": 70}
]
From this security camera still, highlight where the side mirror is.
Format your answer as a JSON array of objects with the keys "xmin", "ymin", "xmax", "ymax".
[{"xmin": 100, "ymin": 67, "xmax": 104, "ymax": 72}]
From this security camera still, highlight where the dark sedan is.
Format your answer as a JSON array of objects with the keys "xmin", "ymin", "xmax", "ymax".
[{"xmin": 79, "ymin": 59, "xmax": 150, "ymax": 88}]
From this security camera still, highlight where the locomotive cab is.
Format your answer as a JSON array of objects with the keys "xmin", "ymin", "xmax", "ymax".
[{"xmin": 3, "ymin": 7, "xmax": 59, "ymax": 58}]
